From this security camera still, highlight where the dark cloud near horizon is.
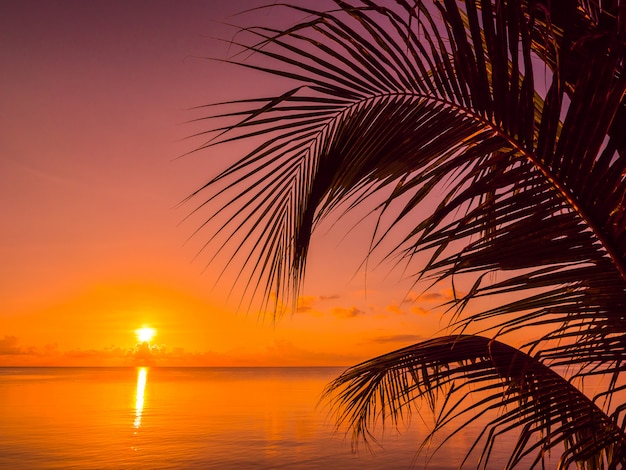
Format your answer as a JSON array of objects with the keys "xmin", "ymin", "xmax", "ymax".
[{"xmin": 0, "ymin": 335, "xmax": 38, "ymax": 355}]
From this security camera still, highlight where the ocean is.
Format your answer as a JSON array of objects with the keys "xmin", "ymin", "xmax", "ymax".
[{"xmin": 0, "ymin": 367, "xmax": 557, "ymax": 469}]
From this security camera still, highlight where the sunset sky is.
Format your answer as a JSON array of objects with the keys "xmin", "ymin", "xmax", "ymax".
[{"xmin": 1, "ymin": 0, "xmax": 503, "ymax": 367}]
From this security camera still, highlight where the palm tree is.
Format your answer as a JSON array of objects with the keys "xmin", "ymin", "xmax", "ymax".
[{"xmin": 188, "ymin": 0, "xmax": 626, "ymax": 467}]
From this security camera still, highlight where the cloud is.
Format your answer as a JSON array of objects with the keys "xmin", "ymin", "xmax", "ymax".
[
  {"xmin": 419, "ymin": 292, "xmax": 446, "ymax": 302},
  {"xmin": 402, "ymin": 288, "xmax": 463, "ymax": 304},
  {"xmin": 411, "ymin": 306, "xmax": 429, "ymax": 315},
  {"xmin": 66, "ymin": 340, "xmax": 362, "ymax": 367},
  {"xmin": 0, "ymin": 335, "xmax": 360, "ymax": 367},
  {"xmin": 369, "ymin": 334, "xmax": 426, "ymax": 344},
  {"xmin": 386, "ymin": 303, "xmax": 404, "ymax": 315},
  {"xmin": 0, "ymin": 337, "xmax": 59, "ymax": 365},
  {"xmin": 331, "ymin": 306, "xmax": 365, "ymax": 319},
  {"xmin": 295, "ymin": 294, "xmax": 346, "ymax": 315},
  {"xmin": 296, "ymin": 295, "xmax": 316, "ymax": 313},
  {"xmin": 59, "ymin": 342, "xmax": 211, "ymax": 366},
  {"xmin": 64, "ymin": 345, "xmax": 131, "ymax": 359},
  {"xmin": 401, "ymin": 291, "xmax": 420, "ymax": 304},
  {"xmin": 0, "ymin": 335, "xmax": 29, "ymax": 355},
  {"xmin": 269, "ymin": 294, "xmax": 337, "ymax": 315},
  {"xmin": 0, "ymin": 337, "xmax": 183, "ymax": 366},
  {"xmin": 0, "ymin": 335, "xmax": 47, "ymax": 355}
]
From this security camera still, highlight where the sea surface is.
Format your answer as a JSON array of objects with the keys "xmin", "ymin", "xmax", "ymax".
[{"xmin": 0, "ymin": 367, "xmax": 558, "ymax": 469}]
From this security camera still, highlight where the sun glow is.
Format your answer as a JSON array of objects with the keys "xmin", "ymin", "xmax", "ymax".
[{"xmin": 136, "ymin": 327, "xmax": 156, "ymax": 343}]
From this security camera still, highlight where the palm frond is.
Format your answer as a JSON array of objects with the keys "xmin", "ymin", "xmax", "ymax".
[
  {"xmin": 323, "ymin": 335, "xmax": 626, "ymax": 469},
  {"xmin": 189, "ymin": 0, "xmax": 626, "ymax": 466}
]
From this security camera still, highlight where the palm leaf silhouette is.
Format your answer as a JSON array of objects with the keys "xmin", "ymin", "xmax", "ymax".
[
  {"xmin": 324, "ymin": 335, "xmax": 626, "ymax": 468},
  {"xmin": 189, "ymin": 0, "xmax": 626, "ymax": 467}
]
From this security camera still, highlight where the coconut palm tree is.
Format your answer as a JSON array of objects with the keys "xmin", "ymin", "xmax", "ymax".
[{"xmin": 188, "ymin": 0, "xmax": 626, "ymax": 467}]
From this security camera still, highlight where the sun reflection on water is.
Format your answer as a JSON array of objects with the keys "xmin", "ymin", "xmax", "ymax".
[{"xmin": 133, "ymin": 367, "xmax": 148, "ymax": 430}]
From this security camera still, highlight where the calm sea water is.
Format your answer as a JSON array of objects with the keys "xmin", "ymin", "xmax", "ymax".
[{"xmin": 0, "ymin": 367, "xmax": 557, "ymax": 469}]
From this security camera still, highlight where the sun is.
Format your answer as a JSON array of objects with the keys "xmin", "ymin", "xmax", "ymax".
[{"xmin": 136, "ymin": 327, "xmax": 156, "ymax": 343}]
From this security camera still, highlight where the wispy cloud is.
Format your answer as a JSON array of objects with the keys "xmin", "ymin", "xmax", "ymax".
[
  {"xmin": 369, "ymin": 334, "xmax": 426, "ymax": 344},
  {"xmin": 402, "ymin": 288, "xmax": 462, "ymax": 304},
  {"xmin": 420, "ymin": 292, "xmax": 446, "ymax": 301},
  {"xmin": 386, "ymin": 303, "xmax": 404, "ymax": 315},
  {"xmin": 331, "ymin": 306, "xmax": 365, "ymax": 319},
  {"xmin": 273, "ymin": 294, "xmax": 342, "ymax": 315},
  {"xmin": 296, "ymin": 295, "xmax": 316, "ymax": 313},
  {"xmin": 411, "ymin": 306, "xmax": 429, "ymax": 315}
]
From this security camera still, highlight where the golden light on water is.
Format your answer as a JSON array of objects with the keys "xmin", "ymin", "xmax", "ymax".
[
  {"xmin": 133, "ymin": 367, "xmax": 148, "ymax": 429},
  {"xmin": 136, "ymin": 327, "xmax": 156, "ymax": 343}
]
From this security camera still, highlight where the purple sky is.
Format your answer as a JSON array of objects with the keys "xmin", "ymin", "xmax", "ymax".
[{"xmin": 0, "ymin": 1, "xmax": 494, "ymax": 366}]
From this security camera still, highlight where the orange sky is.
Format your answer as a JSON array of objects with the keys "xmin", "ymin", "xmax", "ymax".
[{"xmin": 1, "ymin": 1, "xmax": 518, "ymax": 367}]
